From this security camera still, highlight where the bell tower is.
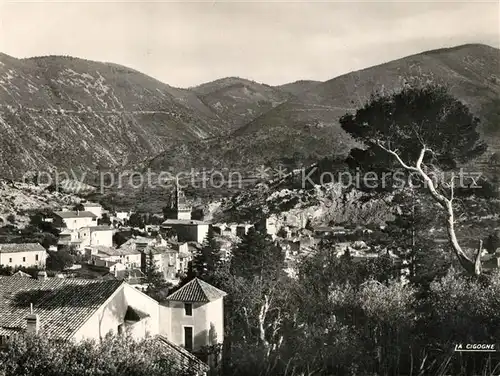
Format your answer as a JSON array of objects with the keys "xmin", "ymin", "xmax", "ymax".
[{"xmin": 174, "ymin": 177, "xmax": 192, "ymax": 220}]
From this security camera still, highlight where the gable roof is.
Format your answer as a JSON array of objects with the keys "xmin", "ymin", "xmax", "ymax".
[
  {"xmin": 0, "ymin": 243, "xmax": 46, "ymax": 253},
  {"xmin": 92, "ymin": 246, "xmax": 140, "ymax": 257},
  {"xmin": 11, "ymin": 270, "xmax": 32, "ymax": 277},
  {"xmin": 166, "ymin": 278, "xmax": 227, "ymax": 303},
  {"xmin": 0, "ymin": 276, "xmax": 123, "ymax": 339},
  {"xmin": 154, "ymin": 335, "xmax": 209, "ymax": 374},
  {"xmin": 54, "ymin": 211, "xmax": 97, "ymax": 219}
]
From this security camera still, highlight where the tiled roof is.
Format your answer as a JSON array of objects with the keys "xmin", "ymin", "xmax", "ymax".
[
  {"xmin": 11, "ymin": 270, "xmax": 32, "ymax": 278},
  {"xmin": 0, "ymin": 243, "xmax": 46, "ymax": 254},
  {"xmin": 54, "ymin": 211, "xmax": 97, "ymax": 219},
  {"xmin": 0, "ymin": 276, "xmax": 123, "ymax": 339},
  {"xmin": 93, "ymin": 246, "xmax": 140, "ymax": 256},
  {"xmin": 166, "ymin": 278, "xmax": 227, "ymax": 303},
  {"xmin": 155, "ymin": 335, "xmax": 209, "ymax": 374}
]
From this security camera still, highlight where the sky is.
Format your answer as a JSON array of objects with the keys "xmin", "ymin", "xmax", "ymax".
[{"xmin": 0, "ymin": 0, "xmax": 498, "ymax": 88}]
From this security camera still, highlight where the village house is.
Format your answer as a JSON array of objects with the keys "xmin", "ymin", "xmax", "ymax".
[
  {"xmin": 254, "ymin": 216, "xmax": 278, "ymax": 236},
  {"xmin": 0, "ymin": 243, "xmax": 47, "ymax": 268},
  {"xmin": 0, "ymin": 273, "xmax": 223, "ymax": 375},
  {"xmin": 114, "ymin": 211, "xmax": 131, "ymax": 223},
  {"xmin": 162, "ymin": 278, "xmax": 227, "ymax": 365},
  {"xmin": 161, "ymin": 219, "xmax": 210, "ymax": 244},
  {"xmin": 82, "ymin": 202, "xmax": 103, "ymax": 219},
  {"xmin": 78, "ymin": 226, "xmax": 114, "ymax": 248},
  {"xmin": 119, "ymin": 235, "xmax": 166, "ymax": 253},
  {"xmin": 86, "ymin": 245, "xmax": 142, "ymax": 269},
  {"xmin": 57, "ymin": 229, "xmax": 82, "ymax": 249},
  {"xmin": 141, "ymin": 241, "xmax": 192, "ymax": 283},
  {"xmin": 105, "ymin": 267, "xmax": 146, "ymax": 289},
  {"xmin": 53, "ymin": 210, "xmax": 98, "ymax": 231}
]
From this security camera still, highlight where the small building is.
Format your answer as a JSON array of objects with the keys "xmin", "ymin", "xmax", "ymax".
[
  {"xmin": 161, "ymin": 219, "xmax": 210, "ymax": 244},
  {"xmin": 82, "ymin": 202, "xmax": 103, "ymax": 219},
  {"xmin": 142, "ymin": 241, "xmax": 192, "ymax": 282},
  {"xmin": 0, "ymin": 243, "xmax": 47, "ymax": 268},
  {"xmin": 53, "ymin": 211, "xmax": 98, "ymax": 231},
  {"xmin": 162, "ymin": 278, "xmax": 227, "ymax": 365},
  {"xmin": 115, "ymin": 211, "xmax": 131, "ymax": 223},
  {"xmin": 78, "ymin": 226, "xmax": 114, "ymax": 248},
  {"xmin": 86, "ymin": 245, "xmax": 141, "ymax": 269},
  {"xmin": 254, "ymin": 216, "xmax": 278, "ymax": 236}
]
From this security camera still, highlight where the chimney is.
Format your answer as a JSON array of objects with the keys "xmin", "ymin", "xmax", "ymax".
[
  {"xmin": 26, "ymin": 303, "xmax": 40, "ymax": 334},
  {"xmin": 37, "ymin": 270, "xmax": 48, "ymax": 281}
]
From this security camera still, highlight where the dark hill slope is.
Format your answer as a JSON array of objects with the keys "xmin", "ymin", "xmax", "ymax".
[{"xmin": 0, "ymin": 54, "xmax": 226, "ymax": 179}]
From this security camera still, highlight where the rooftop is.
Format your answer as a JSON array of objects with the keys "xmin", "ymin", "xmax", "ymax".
[
  {"xmin": 166, "ymin": 278, "xmax": 227, "ymax": 303},
  {"xmin": 88, "ymin": 246, "xmax": 140, "ymax": 256},
  {"xmin": 82, "ymin": 202, "xmax": 102, "ymax": 208},
  {"xmin": 0, "ymin": 276, "xmax": 123, "ymax": 339},
  {"xmin": 0, "ymin": 243, "xmax": 46, "ymax": 254},
  {"xmin": 54, "ymin": 211, "xmax": 97, "ymax": 219},
  {"xmin": 86, "ymin": 226, "xmax": 113, "ymax": 232}
]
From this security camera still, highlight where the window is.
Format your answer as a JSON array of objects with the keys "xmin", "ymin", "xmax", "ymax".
[
  {"xmin": 22, "ymin": 257, "xmax": 26, "ymax": 262},
  {"xmin": 117, "ymin": 324, "xmax": 124, "ymax": 335},
  {"xmin": 183, "ymin": 326, "xmax": 193, "ymax": 351},
  {"xmin": 35, "ymin": 255, "xmax": 39, "ymax": 261},
  {"xmin": 8, "ymin": 258, "xmax": 12, "ymax": 263},
  {"xmin": 184, "ymin": 303, "xmax": 193, "ymax": 316}
]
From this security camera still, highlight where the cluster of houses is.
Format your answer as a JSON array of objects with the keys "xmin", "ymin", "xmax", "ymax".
[{"xmin": 0, "ymin": 182, "xmax": 228, "ymax": 374}]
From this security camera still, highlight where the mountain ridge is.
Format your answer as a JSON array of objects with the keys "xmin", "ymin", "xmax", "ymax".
[{"xmin": 148, "ymin": 43, "xmax": 500, "ymax": 175}]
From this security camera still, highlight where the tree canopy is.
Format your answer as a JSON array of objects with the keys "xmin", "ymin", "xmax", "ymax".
[{"xmin": 341, "ymin": 84, "xmax": 487, "ymax": 275}]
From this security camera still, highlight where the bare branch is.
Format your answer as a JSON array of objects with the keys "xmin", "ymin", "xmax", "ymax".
[{"xmin": 376, "ymin": 141, "xmax": 418, "ymax": 171}]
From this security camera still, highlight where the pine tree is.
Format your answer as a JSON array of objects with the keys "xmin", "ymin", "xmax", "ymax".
[
  {"xmin": 230, "ymin": 226, "xmax": 285, "ymax": 280},
  {"xmin": 145, "ymin": 250, "xmax": 169, "ymax": 299},
  {"xmin": 382, "ymin": 189, "xmax": 448, "ymax": 286},
  {"xmin": 188, "ymin": 227, "xmax": 221, "ymax": 283}
]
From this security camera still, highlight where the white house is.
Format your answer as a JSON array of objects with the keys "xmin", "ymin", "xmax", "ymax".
[
  {"xmin": 82, "ymin": 202, "xmax": 103, "ymax": 219},
  {"xmin": 115, "ymin": 211, "xmax": 131, "ymax": 223},
  {"xmin": 161, "ymin": 278, "xmax": 227, "ymax": 363},
  {"xmin": 161, "ymin": 219, "xmax": 210, "ymax": 244},
  {"xmin": 0, "ymin": 274, "xmax": 225, "ymax": 375},
  {"xmin": 0, "ymin": 243, "xmax": 47, "ymax": 268},
  {"xmin": 78, "ymin": 226, "xmax": 114, "ymax": 247},
  {"xmin": 86, "ymin": 246, "xmax": 141, "ymax": 269},
  {"xmin": 142, "ymin": 241, "xmax": 192, "ymax": 282},
  {"xmin": 53, "ymin": 211, "xmax": 98, "ymax": 231}
]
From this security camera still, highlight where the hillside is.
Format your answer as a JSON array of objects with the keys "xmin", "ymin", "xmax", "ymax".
[
  {"xmin": 190, "ymin": 77, "xmax": 294, "ymax": 129},
  {"xmin": 0, "ymin": 54, "xmax": 228, "ymax": 179},
  {"xmin": 0, "ymin": 179, "xmax": 82, "ymax": 228},
  {"xmin": 276, "ymin": 80, "xmax": 322, "ymax": 96},
  {"xmin": 149, "ymin": 44, "xmax": 500, "ymax": 174}
]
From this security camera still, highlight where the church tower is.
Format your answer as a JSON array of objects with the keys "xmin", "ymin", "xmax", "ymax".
[{"xmin": 174, "ymin": 177, "xmax": 192, "ymax": 220}]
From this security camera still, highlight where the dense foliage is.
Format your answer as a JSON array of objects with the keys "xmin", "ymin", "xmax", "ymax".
[{"xmin": 0, "ymin": 334, "xmax": 195, "ymax": 376}]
